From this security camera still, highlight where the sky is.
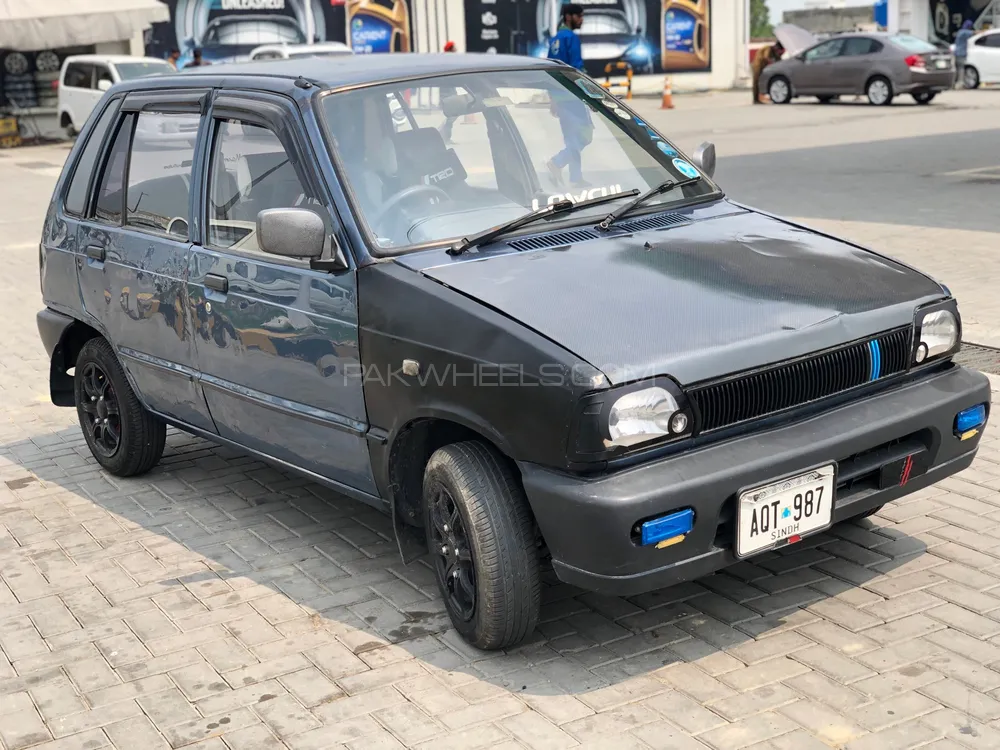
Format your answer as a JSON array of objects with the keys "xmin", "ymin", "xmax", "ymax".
[{"xmin": 768, "ymin": 0, "xmax": 813, "ymax": 24}]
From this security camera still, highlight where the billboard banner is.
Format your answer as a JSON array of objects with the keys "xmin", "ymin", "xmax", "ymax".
[
  {"xmin": 146, "ymin": 0, "xmax": 412, "ymax": 67},
  {"xmin": 463, "ymin": 0, "xmax": 711, "ymax": 77}
]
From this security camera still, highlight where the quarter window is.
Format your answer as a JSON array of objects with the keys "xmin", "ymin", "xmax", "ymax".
[
  {"xmin": 93, "ymin": 115, "xmax": 133, "ymax": 225},
  {"xmin": 65, "ymin": 101, "xmax": 119, "ymax": 216},
  {"xmin": 207, "ymin": 119, "xmax": 320, "ymax": 252},
  {"xmin": 125, "ymin": 112, "xmax": 200, "ymax": 237}
]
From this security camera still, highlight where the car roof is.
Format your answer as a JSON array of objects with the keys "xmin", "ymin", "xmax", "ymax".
[
  {"xmin": 164, "ymin": 53, "xmax": 561, "ymax": 90},
  {"xmin": 64, "ymin": 55, "xmax": 170, "ymax": 65}
]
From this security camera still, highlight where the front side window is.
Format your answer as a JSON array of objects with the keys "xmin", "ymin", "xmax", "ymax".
[
  {"xmin": 126, "ymin": 112, "xmax": 200, "ymax": 237},
  {"xmin": 986, "ymin": 34, "xmax": 1000, "ymax": 48},
  {"xmin": 322, "ymin": 69, "xmax": 716, "ymax": 254},
  {"xmin": 805, "ymin": 39, "xmax": 845, "ymax": 60},
  {"xmin": 64, "ymin": 63, "xmax": 94, "ymax": 89},
  {"xmin": 94, "ymin": 115, "xmax": 133, "ymax": 225},
  {"xmin": 207, "ymin": 119, "xmax": 320, "ymax": 253},
  {"xmin": 94, "ymin": 66, "xmax": 114, "ymax": 87},
  {"xmin": 65, "ymin": 101, "xmax": 119, "ymax": 216}
]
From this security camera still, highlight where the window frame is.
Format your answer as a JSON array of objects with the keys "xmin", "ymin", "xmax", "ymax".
[{"xmin": 201, "ymin": 92, "xmax": 346, "ymax": 270}]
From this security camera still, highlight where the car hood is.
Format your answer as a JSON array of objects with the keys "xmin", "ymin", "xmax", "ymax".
[
  {"xmin": 415, "ymin": 209, "xmax": 945, "ymax": 385},
  {"xmin": 774, "ymin": 23, "xmax": 818, "ymax": 56}
]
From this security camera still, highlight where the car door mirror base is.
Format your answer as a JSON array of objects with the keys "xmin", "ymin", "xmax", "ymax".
[
  {"xmin": 692, "ymin": 142, "xmax": 716, "ymax": 179},
  {"xmin": 257, "ymin": 207, "xmax": 328, "ymax": 261}
]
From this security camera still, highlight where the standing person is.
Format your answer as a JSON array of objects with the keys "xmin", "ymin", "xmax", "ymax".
[
  {"xmin": 166, "ymin": 49, "xmax": 180, "ymax": 70},
  {"xmin": 439, "ymin": 41, "xmax": 458, "ymax": 144},
  {"xmin": 954, "ymin": 20, "xmax": 974, "ymax": 88},
  {"xmin": 751, "ymin": 40, "xmax": 784, "ymax": 104},
  {"xmin": 545, "ymin": 4, "xmax": 593, "ymax": 188},
  {"xmin": 184, "ymin": 49, "xmax": 209, "ymax": 69}
]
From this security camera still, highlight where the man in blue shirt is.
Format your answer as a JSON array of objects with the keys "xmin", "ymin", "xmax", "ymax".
[
  {"xmin": 546, "ymin": 4, "xmax": 593, "ymax": 188},
  {"xmin": 954, "ymin": 20, "xmax": 974, "ymax": 88}
]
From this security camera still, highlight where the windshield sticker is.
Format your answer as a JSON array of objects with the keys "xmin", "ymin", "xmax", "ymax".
[
  {"xmin": 602, "ymin": 100, "xmax": 632, "ymax": 119},
  {"xmin": 672, "ymin": 158, "xmax": 699, "ymax": 179},
  {"xmin": 574, "ymin": 78, "xmax": 608, "ymax": 99},
  {"xmin": 531, "ymin": 184, "xmax": 625, "ymax": 211},
  {"xmin": 656, "ymin": 142, "xmax": 679, "ymax": 157}
]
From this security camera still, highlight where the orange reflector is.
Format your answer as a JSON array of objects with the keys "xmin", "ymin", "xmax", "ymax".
[
  {"xmin": 654, "ymin": 534, "xmax": 686, "ymax": 549},
  {"xmin": 960, "ymin": 428, "xmax": 980, "ymax": 441}
]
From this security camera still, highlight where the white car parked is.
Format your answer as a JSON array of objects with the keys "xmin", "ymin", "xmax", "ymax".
[
  {"xmin": 963, "ymin": 29, "xmax": 1000, "ymax": 88},
  {"xmin": 58, "ymin": 55, "xmax": 173, "ymax": 136},
  {"xmin": 249, "ymin": 42, "xmax": 353, "ymax": 62}
]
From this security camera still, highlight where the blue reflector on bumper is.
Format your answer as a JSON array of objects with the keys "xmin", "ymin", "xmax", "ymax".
[
  {"xmin": 956, "ymin": 403, "xmax": 987, "ymax": 434},
  {"xmin": 640, "ymin": 509, "xmax": 694, "ymax": 546}
]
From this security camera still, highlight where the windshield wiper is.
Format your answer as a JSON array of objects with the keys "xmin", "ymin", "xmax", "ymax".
[
  {"xmin": 447, "ymin": 189, "xmax": 639, "ymax": 256},
  {"xmin": 597, "ymin": 176, "xmax": 702, "ymax": 231}
]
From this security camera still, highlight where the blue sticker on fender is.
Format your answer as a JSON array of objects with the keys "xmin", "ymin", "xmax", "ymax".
[{"xmin": 672, "ymin": 158, "xmax": 699, "ymax": 179}]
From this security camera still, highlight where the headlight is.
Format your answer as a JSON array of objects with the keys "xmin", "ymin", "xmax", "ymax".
[
  {"xmin": 569, "ymin": 378, "xmax": 694, "ymax": 463},
  {"xmin": 627, "ymin": 42, "xmax": 651, "ymax": 60},
  {"xmin": 913, "ymin": 302, "xmax": 960, "ymax": 364}
]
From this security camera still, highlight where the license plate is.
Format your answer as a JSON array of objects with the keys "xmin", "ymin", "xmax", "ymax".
[
  {"xmin": 935, "ymin": 59, "xmax": 949, "ymax": 69},
  {"xmin": 736, "ymin": 465, "xmax": 835, "ymax": 558}
]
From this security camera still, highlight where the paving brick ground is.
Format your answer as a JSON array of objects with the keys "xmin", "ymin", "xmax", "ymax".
[{"xmin": 4, "ymin": 98, "xmax": 1000, "ymax": 749}]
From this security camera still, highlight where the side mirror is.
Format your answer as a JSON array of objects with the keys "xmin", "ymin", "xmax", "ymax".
[
  {"xmin": 256, "ymin": 208, "xmax": 326, "ymax": 260},
  {"xmin": 97, "ymin": 79, "xmax": 113, "ymax": 92},
  {"xmin": 691, "ymin": 142, "xmax": 716, "ymax": 179}
]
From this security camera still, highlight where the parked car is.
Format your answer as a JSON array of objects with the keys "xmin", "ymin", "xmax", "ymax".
[
  {"xmin": 963, "ymin": 28, "xmax": 1000, "ymax": 88},
  {"xmin": 249, "ymin": 41, "xmax": 353, "ymax": 61},
  {"xmin": 58, "ymin": 55, "xmax": 173, "ymax": 136},
  {"xmin": 761, "ymin": 32, "xmax": 955, "ymax": 106},
  {"xmin": 182, "ymin": 14, "xmax": 306, "ymax": 67},
  {"xmin": 38, "ymin": 55, "xmax": 989, "ymax": 649}
]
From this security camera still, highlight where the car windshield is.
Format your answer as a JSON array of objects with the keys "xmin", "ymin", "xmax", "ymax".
[
  {"xmin": 321, "ymin": 68, "xmax": 716, "ymax": 254},
  {"xmin": 890, "ymin": 34, "xmax": 937, "ymax": 53},
  {"xmin": 210, "ymin": 19, "xmax": 305, "ymax": 45},
  {"xmin": 114, "ymin": 61, "xmax": 173, "ymax": 80},
  {"xmin": 581, "ymin": 13, "xmax": 632, "ymax": 35}
]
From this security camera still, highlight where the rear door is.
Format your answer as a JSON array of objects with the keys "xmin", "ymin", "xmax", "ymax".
[
  {"xmin": 77, "ymin": 89, "xmax": 216, "ymax": 431},
  {"xmin": 188, "ymin": 92, "xmax": 374, "ymax": 494},
  {"xmin": 797, "ymin": 39, "xmax": 845, "ymax": 94}
]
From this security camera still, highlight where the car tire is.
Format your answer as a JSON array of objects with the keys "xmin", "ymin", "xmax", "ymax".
[
  {"xmin": 913, "ymin": 92, "xmax": 936, "ymax": 104},
  {"xmin": 816, "ymin": 95, "xmax": 837, "ymax": 103},
  {"xmin": 963, "ymin": 66, "xmax": 980, "ymax": 89},
  {"xmin": 423, "ymin": 441, "xmax": 540, "ymax": 650},
  {"xmin": 75, "ymin": 337, "xmax": 166, "ymax": 476},
  {"xmin": 768, "ymin": 76, "xmax": 791, "ymax": 104},
  {"xmin": 866, "ymin": 76, "xmax": 893, "ymax": 106}
]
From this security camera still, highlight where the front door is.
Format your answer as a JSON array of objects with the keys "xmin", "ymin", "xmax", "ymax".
[
  {"xmin": 828, "ymin": 37, "xmax": 880, "ymax": 94},
  {"xmin": 77, "ymin": 91, "xmax": 216, "ymax": 431},
  {"xmin": 188, "ymin": 93, "xmax": 375, "ymax": 496},
  {"xmin": 797, "ymin": 38, "xmax": 845, "ymax": 94}
]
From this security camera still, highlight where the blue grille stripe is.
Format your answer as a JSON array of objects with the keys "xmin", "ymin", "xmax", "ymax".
[{"xmin": 868, "ymin": 339, "xmax": 882, "ymax": 382}]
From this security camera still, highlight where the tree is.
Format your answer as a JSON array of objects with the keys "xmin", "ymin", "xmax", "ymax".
[{"xmin": 751, "ymin": 0, "xmax": 774, "ymax": 39}]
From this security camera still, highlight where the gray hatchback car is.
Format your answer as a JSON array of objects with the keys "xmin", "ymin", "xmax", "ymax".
[
  {"xmin": 762, "ymin": 33, "xmax": 955, "ymax": 106},
  {"xmin": 37, "ymin": 54, "xmax": 989, "ymax": 649}
]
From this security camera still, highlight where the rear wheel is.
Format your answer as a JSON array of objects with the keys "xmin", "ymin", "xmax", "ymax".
[
  {"xmin": 964, "ymin": 66, "xmax": 981, "ymax": 89},
  {"xmin": 912, "ymin": 92, "xmax": 936, "ymax": 104},
  {"xmin": 866, "ymin": 76, "xmax": 893, "ymax": 106},
  {"xmin": 423, "ymin": 441, "xmax": 540, "ymax": 650},
  {"xmin": 74, "ymin": 338, "xmax": 165, "ymax": 476},
  {"xmin": 768, "ymin": 76, "xmax": 791, "ymax": 105}
]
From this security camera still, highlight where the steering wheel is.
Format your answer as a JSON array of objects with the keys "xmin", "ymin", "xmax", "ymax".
[{"xmin": 371, "ymin": 185, "xmax": 450, "ymax": 234}]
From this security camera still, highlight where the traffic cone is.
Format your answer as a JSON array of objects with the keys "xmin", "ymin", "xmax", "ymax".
[{"xmin": 660, "ymin": 76, "xmax": 674, "ymax": 109}]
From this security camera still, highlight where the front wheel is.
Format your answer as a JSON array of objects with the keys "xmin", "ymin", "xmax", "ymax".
[
  {"xmin": 423, "ymin": 441, "xmax": 540, "ymax": 650},
  {"xmin": 866, "ymin": 76, "xmax": 894, "ymax": 106},
  {"xmin": 912, "ymin": 92, "xmax": 936, "ymax": 105},
  {"xmin": 75, "ymin": 337, "xmax": 166, "ymax": 476},
  {"xmin": 768, "ymin": 77, "xmax": 791, "ymax": 105}
]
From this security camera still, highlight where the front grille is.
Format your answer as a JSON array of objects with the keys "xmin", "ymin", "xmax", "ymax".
[{"xmin": 690, "ymin": 326, "xmax": 913, "ymax": 433}]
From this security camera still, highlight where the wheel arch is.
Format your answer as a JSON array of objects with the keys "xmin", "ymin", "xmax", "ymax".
[
  {"xmin": 49, "ymin": 319, "xmax": 102, "ymax": 406},
  {"xmin": 59, "ymin": 110, "xmax": 73, "ymax": 129}
]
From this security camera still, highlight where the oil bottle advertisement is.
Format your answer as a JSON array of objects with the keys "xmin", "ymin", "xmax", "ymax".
[
  {"xmin": 464, "ymin": 0, "xmax": 711, "ymax": 76},
  {"xmin": 144, "ymin": 0, "xmax": 412, "ymax": 66}
]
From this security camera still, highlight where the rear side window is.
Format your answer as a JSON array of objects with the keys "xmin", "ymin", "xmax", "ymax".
[
  {"xmin": 126, "ymin": 112, "xmax": 200, "ymax": 237},
  {"xmin": 64, "ymin": 63, "xmax": 93, "ymax": 89},
  {"xmin": 984, "ymin": 34, "xmax": 1000, "ymax": 48},
  {"xmin": 94, "ymin": 115, "xmax": 133, "ymax": 225},
  {"xmin": 64, "ymin": 101, "xmax": 119, "ymax": 216},
  {"xmin": 842, "ymin": 38, "xmax": 880, "ymax": 56}
]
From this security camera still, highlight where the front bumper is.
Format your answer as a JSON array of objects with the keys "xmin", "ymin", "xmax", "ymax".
[{"xmin": 521, "ymin": 365, "xmax": 989, "ymax": 596}]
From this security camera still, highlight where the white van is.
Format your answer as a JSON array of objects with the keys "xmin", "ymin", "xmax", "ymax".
[
  {"xmin": 58, "ymin": 55, "xmax": 174, "ymax": 136},
  {"xmin": 248, "ymin": 42, "xmax": 353, "ymax": 61}
]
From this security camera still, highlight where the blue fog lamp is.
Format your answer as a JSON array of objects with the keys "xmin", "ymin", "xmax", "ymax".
[
  {"xmin": 955, "ymin": 403, "xmax": 987, "ymax": 439},
  {"xmin": 638, "ymin": 508, "xmax": 694, "ymax": 548}
]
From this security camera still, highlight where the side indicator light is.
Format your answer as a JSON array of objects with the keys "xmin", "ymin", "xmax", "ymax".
[
  {"xmin": 640, "ymin": 508, "xmax": 694, "ymax": 547},
  {"xmin": 956, "ymin": 403, "xmax": 987, "ymax": 435}
]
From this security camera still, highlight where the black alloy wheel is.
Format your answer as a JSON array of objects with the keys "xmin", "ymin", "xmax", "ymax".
[
  {"xmin": 79, "ymin": 361, "xmax": 121, "ymax": 458},
  {"xmin": 428, "ymin": 484, "xmax": 477, "ymax": 622}
]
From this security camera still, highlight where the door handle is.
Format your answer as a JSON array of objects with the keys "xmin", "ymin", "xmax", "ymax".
[
  {"xmin": 204, "ymin": 273, "xmax": 228, "ymax": 294},
  {"xmin": 85, "ymin": 245, "xmax": 106, "ymax": 262}
]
